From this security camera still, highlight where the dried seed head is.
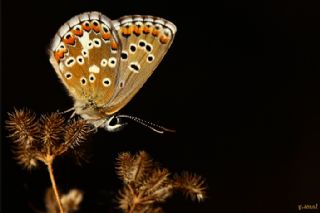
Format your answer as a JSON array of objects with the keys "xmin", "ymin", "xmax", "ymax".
[
  {"xmin": 173, "ymin": 172, "xmax": 207, "ymax": 202},
  {"xmin": 6, "ymin": 108, "xmax": 39, "ymax": 146},
  {"xmin": 64, "ymin": 119, "xmax": 92, "ymax": 149},
  {"xmin": 40, "ymin": 112, "xmax": 65, "ymax": 145}
]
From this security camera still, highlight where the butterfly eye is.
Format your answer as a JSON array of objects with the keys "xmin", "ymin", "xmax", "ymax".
[
  {"xmin": 100, "ymin": 58, "xmax": 108, "ymax": 67},
  {"xmin": 147, "ymin": 54, "xmax": 155, "ymax": 63},
  {"xmin": 89, "ymin": 74, "xmax": 96, "ymax": 83},
  {"xmin": 129, "ymin": 44, "xmax": 137, "ymax": 54},
  {"xmin": 102, "ymin": 78, "xmax": 111, "ymax": 87},
  {"xmin": 80, "ymin": 77, "xmax": 87, "ymax": 85},
  {"xmin": 108, "ymin": 57, "xmax": 117, "ymax": 68},
  {"xmin": 93, "ymin": 38, "xmax": 101, "ymax": 47},
  {"xmin": 64, "ymin": 72, "xmax": 72, "ymax": 79},
  {"xmin": 120, "ymin": 51, "xmax": 128, "ymax": 61},
  {"xmin": 82, "ymin": 49, "xmax": 88, "ymax": 57},
  {"xmin": 77, "ymin": 56, "xmax": 84, "ymax": 65},
  {"xmin": 65, "ymin": 57, "xmax": 75, "ymax": 67}
]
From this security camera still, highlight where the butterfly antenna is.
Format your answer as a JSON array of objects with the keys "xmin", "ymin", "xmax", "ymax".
[{"xmin": 117, "ymin": 115, "xmax": 176, "ymax": 134}]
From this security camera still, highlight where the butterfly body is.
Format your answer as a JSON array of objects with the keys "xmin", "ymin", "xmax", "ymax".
[{"xmin": 49, "ymin": 12, "xmax": 176, "ymax": 130}]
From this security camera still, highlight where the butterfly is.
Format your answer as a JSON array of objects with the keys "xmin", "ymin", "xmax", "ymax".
[{"xmin": 48, "ymin": 11, "xmax": 176, "ymax": 132}]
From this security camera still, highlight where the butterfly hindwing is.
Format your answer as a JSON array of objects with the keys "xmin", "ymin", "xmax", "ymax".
[
  {"xmin": 104, "ymin": 15, "xmax": 177, "ymax": 114},
  {"xmin": 49, "ymin": 12, "xmax": 121, "ymax": 118}
]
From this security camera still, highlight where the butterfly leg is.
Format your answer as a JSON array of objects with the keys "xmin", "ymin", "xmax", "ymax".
[{"xmin": 57, "ymin": 107, "xmax": 76, "ymax": 119}]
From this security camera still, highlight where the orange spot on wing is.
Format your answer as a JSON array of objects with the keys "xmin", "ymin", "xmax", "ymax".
[
  {"xmin": 82, "ymin": 23, "xmax": 91, "ymax": 31},
  {"xmin": 92, "ymin": 25, "xmax": 100, "ymax": 33},
  {"xmin": 152, "ymin": 29, "xmax": 160, "ymax": 37},
  {"xmin": 143, "ymin": 26, "xmax": 151, "ymax": 34},
  {"xmin": 102, "ymin": 32, "xmax": 111, "ymax": 40},
  {"xmin": 54, "ymin": 50, "xmax": 64, "ymax": 62},
  {"xmin": 121, "ymin": 26, "xmax": 133, "ymax": 36},
  {"xmin": 63, "ymin": 36, "xmax": 75, "ymax": 45},
  {"xmin": 73, "ymin": 29, "xmax": 83, "ymax": 36},
  {"xmin": 111, "ymin": 40, "xmax": 118, "ymax": 50},
  {"xmin": 160, "ymin": 35, "xmax": 170, "ymax": 44},
  {"xmin": 133, "ymin": 26, "xmax": 142, "ymax": 35}
]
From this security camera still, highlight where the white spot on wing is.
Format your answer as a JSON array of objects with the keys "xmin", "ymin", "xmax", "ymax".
[
  {"xmin": 89, "ymin": 65, "xmax": 100, "ymax": 73},
  {"xmin": 147, "ymin": 54, "xmax": 155, "ymax": 63},
  {"xmin": 129, "ymin": 44, "xmax": 137, "ymax": 54},
  {"xmin": 77, "ymin": 56, "xmax": 84, "ymax": 65},
  {"xmin": 82, "ymin": 49, "xmax": 88, "ymax": 57},
  {"xmin": 65, "ymin": 57, "xmax": 75, "ymax": 67},
  {"xmin": 78, "ymin": 31, "xmax": 90, "ymax": 50},
  {"xmin": 89, "ymin": 73, "xmax": 95, "ymax": 83},
  {"xmin": 87, "ymin": 40, "xmax": 94, "ymax": 49},
  {"xmin": 64, "ymin": 72, "xmax": 72, "ymax": 79},
  {"xmin": 93, "ymin": 38, "xmax": 101, "ymax": 47},
  {"xmin": 101, "ymin": 59, "xmax": 108, "ymax": 67},
  {"xmin": 102, "ymin": 78, "xmax": 111, "ymax": 87},
  {"xmin": 108, "ymin": 57, "xmax": 117, "ymax": 68},
  {"xmin": 128, "ymin": 62, "xmax": 140, "ymax": 73},
  {"xmin": 80, "ymin": 77, "xmax": 87, "ymax": 85}
]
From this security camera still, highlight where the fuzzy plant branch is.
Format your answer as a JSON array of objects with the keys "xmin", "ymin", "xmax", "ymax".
[
  {"xmin": 6, "ymin": 108, "xmax": 92, "ymax": 213},
  {"xmin": 116, "ymin": 151, "xmax": 207, "ymax": 213}
]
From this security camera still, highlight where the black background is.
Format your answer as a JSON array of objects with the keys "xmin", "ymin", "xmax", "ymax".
[{"xmin": 2, "ymin": 0, "xmax": 320, "ymax": 212}]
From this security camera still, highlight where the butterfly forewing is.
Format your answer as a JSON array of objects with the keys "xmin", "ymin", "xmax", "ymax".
[
  {"xmin": 49, "ymin": 12, "xmax": 121, "ymax": 117},
  {"xmin": 105, "ymin": 15, "xmax": 177, "ymax": 114}
]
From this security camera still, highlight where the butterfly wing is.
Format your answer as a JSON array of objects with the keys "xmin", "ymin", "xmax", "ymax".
[
  {"xmin": 104, "ymin": 15, "xmax": 177, "ymax": 114},
  {"xmin": 49, "ymin": 11, "xmax": 121, "ymax": 119}
]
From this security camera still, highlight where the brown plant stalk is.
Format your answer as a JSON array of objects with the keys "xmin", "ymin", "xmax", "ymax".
[{"xmin": 6, "ymin": 109, "xmax": 92, "ymax": 213}]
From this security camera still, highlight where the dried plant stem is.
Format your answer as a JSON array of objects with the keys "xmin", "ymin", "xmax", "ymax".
[
  {"xmin": 129, "ymin": 201, "xmax": 137, "ymax": 213},
  {"xmin": 46, "ymin": 158, "xmax": 64, "ymax": 213},
  {"xmin": 129, "ymin": 194, "xmax": 141, "ymax": 213}
]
